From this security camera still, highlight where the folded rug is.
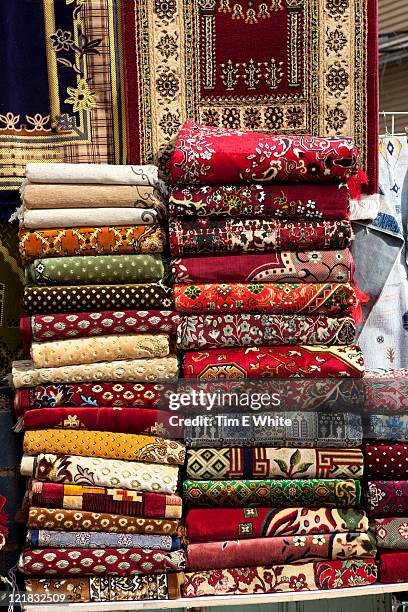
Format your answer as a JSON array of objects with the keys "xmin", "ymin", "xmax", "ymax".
[
  {"xmin": 183, "ymin": 346, "xmax": 365, "ymax": 379},
  {"xmin": 23, "ymin": 284, "xmax": 174, "ymax": 315},
  {"xmin": 170, "ymin": 122, "xmax": 359, "ymax": 185},
  {"xmin": 26, "ymin": 163, "xmax": 162, "ymax": 187},
  {"xmin": 364, "ymin": 443, "xmax": 408, "ymax": 479},
  {"xmin": 25, "ymin": 254, "xmax": 167, "ymax": 285},
  {"xmin": 378, "ymin": 551, "xmax": 408, "ymax": 583},
  {"xmin": 22, "ymin": 184, "xmax": 166, "ymax": 214},
  {"xmin": 171, "ymin": 250, "xmax": 354, "ymax": 284},
  {"xmin": 14, "ymin": 382, "xmax": 173, "ymax": 414},
  {"xmin": 23, "ymin": 430, "xmax": 185, "ymax": 465},
  {"xmin": 186, "ymin": 448, "xmax": 364, "ymax": 480},
  {"xmin": 23, "ymin": 407, "xmax": 182, "ymax": 438},
  {"xmin": 185, "ymin": 411, "xmax": 362, "ymax": 448},
  {"xmin": 375, "ymin": 518, "xmax": 408, "ymax": 549},
  {"xmin": 178, "ymin": 379, "xmax": 364, "ymax": 413},
  {"xmin": 19, "ymin": 547, "xmax": 186, "ymax": 576},
  {"xmin": 169, "ymin": 219, "xmax": 352, "ymax": 256},
  {"xmin": 174, "ymin": 283, "xmax": 357, "ymax": 315},
  {"xmin": 19, "ymin": 225, "xmax": 166, "ymax": 264},
  {"xmin": 365, "ymin": 414, "xmax": 408, "ymax": 440},
  {"xmin": 186, "ymin": 507, "xmax": 369, "ymax": 543},
  {"xmin": 28, "ymin": 508, "xmax": 182, "ymax": 535},
  {"xmin": 12, "ymin": 356, "xmax": 179, "ymax": 388},
  {"xmin": 30, "ymin": 334, "xmax": 170, "ymax": 368},
  {"xmin": 22, "ymin": 454, "xmax": 180, "ymax": 494},
  {"xmin": 183, "ymin": 559, "xmax": 377, "ymax": 597},
  {"xmin": 169, "ymin": 184, "xmax": 350, "ymax": 220},
  {"xmin": 26, "ymin": 575, "xmax": 182, "ymax": 602},
  {"xmin": 22, "ymin": 310, "xmax": 180, "ymax": 344},
  {"xmin": 28, "ymin": 484, "xmax": 182, "ymax": 520},
  {"xmin": 187, "ymin": 533, "xmax": 376, "ymax": 571},
  {"xmin": 21, "ymin": 207, "xmax": 162, "ymax": 228},
  {"xmin": 364, "ymin": 368, "xmax": 408, "ymax": 413},
  {"xmin": 27, "ymin": 530, "xmax": 180, "ymax": 551},
  {"xmin": 178, "ymin": 315, "xmax": 356, "ymax": 349},
  {"xmin": 183, "ymin": 479, "xmax": 360, "ymax": 508},
  {"xmin": 366, "ymin": 481, "xmax": 408, "ymax": 517}
]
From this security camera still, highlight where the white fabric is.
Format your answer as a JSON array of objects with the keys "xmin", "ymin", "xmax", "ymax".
[
  {"xmin": 21, "ymin": 207, "xmax": 160, "ymax": 228},
  {"xmin": 349, "ymin": 194, "xmax": 381, "ymax": 221},
  {"xmin": 25, "ymin": 163, "xmax": 161, "ymax": 187},
  {"xmin": 358, "ymin": 136, "xmax": 408, "ymax": 368}
]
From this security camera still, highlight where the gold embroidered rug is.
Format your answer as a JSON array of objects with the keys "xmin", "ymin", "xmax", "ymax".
[{"xmin": 122, "ymin": 0, "xmax": 378, "ymax": 192}]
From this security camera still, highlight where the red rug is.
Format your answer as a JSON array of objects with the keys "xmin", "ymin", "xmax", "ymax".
[{"xmin": 121, "ymin": 0, "xmax": 378, "ymax": 192}]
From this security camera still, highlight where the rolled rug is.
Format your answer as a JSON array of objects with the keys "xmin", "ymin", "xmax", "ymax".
[
  {"xmin": 23, "ymin": 430, "xmax": 185, "ymax": 465},
  {"xmin": 364, "ymin": 414, "xmax": 408, "ymax": 440},
  {"xmin": 186, "ymin": 507, "xmax": 370, "ymax": 543},
  {"xmin": 366, "ymin": 481, "xmax": 408, "ymax": 517},
  {"xmin": 375, "ymin": 518, "xmax": 408, "ymax": 549},
  {"xmin": 23, "ymin": 283, "xmax": 174, "ymax": 315},
  {"xmin": 378, "ymin": 551, "xmax": 408, "ymax": 583},
  {"xmin": 14, "ymin": 382, "xmax": 174, "ymax": 414},
  {"xmin": 25, "ymin": 575, "xmax": 182, "ymax": 602},
  {"xmin": 177, "ymin": 379, "xmax": 364, "ymax": 413},
  {"xmin": 22, "ymin": 183, "xmax": 166, "ymax": 214},
  {"xmin": 184, "ymin": 411, "xmax": 362, "ymax": 448},
  {"xmin": 28, "ymin": 507, "xmax": 182, "ymax": 534},
  {"xmin": 363, "ymin": 368, "xmax": 408, "ymax": 413},
  {"xmin": 177, "ymin": 314, "xmax": 356, "ymax": 349},
  {"xmin": 25, "ymin": 254, "xmax": 167, "ymax": 285},
  {"xmin": 168, "ymin": 183, "xmax": 350, "ymax": 220},
  {"xmin": 171, "ymin": 249, "xmax": 355, "ymax": 284},
  {"xmin": 186, "ymin": 532, "xmax": 376, "ymax": 570},
  {"xmin": 364, "ymin": 443, "xmax": 408, "ymax": 479},
  {"xmin": 174, "ymin": 283, "xmax": 357, "ymax": 315},
  {"xmin": 18, "ymin": 547, "xmax": 186, "ymax": 576},
  {"xmin": 21, "ymin": 310, "xmax": 180, "ymax": 344},
  {"xmin": 27, "ymin": 530, "xmax": 181, "ymax": 551},
  {"xmin": 25, "ymin": 163, "xmax": 162, "ymax": 187},
  {"xmin": 182, "ymin": 345, "xmax": 365, "ymax": 379},
  {"xmin": 21, "ymin": 207, "xmax": 162, "ymax": 228},
  {"xmin": 169, "ymin": 218, "xmax": 352, "ymax": 256},
  {"xmin": 186, "ymin": 447, "xmax": 364, "ymax": 480},
  {"xmin": 30, "ymin": 334, "xmax": 170, "ymax": 368},
  {"xmin": 19, "ymin": 225, "xmax": 166, "ymax": 264},
  {"xmin": 170, "ymin": 121, "xmax": 359, "ymax": 184},
  {"xmin": 23, "ymin": 407, "xmax": 183, "ymax": 439},
  {"xmin": 28, "ymin": 483, "xmax": 183, "ymax": 519},
  {"xmin": 183, "ymin": 479, "xmax": 361, "ymax": 508},
  {"xmin": 22, "ymin": 454, "xmax": 180, "ymax": 494},
  {"xmin": 12, "ymin": 356, "xmax": 179, "ymax": 388},
  {"xmin": 182, "ymin": 559, "xmax": 377, "ymax": 597}
]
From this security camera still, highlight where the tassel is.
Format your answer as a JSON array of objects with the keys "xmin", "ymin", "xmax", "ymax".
[
  {"xmin": 18, "ymin": 179, "xmax": 29, "ymax": 198},
  {"xmin": 12, "ymin": 416, "xmax": 24, "ymax": 434},
  {"xmin": 348, "ymin": 168, "xmax": 368, "ymax": 201},
  {"xmin": 8, "ymin": 204, "xmax": 24, "ymax": 224},
  {"xmin": 2, "ymin": 373, "xmax": 14, "ymax": 389},
  {"xmin": 5, "ymin": 566, "xmax": 19, "ymax": 612},
  {"xmin": 352, "ymin": 285, "xmax": 369, "ymax": 325}
]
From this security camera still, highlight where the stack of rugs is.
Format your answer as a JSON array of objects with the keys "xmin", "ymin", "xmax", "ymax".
[
  {"xmin": 168, "ymin": 121, "xmax": 365, "ymax": 380},
  {"xmin": 182, "ymin": 439, "xmax": 377, "ymax": 597},
  {"xmin": 363, "ymin": 369, "xmax": 408, "ymax": 584},
  {"xmin": 12, "ymin": 163, "xmax": 187, "ymax": 603},
  {"xmin": 165, "ymin": 122, "xmax": 377, "ymax": 597}
]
